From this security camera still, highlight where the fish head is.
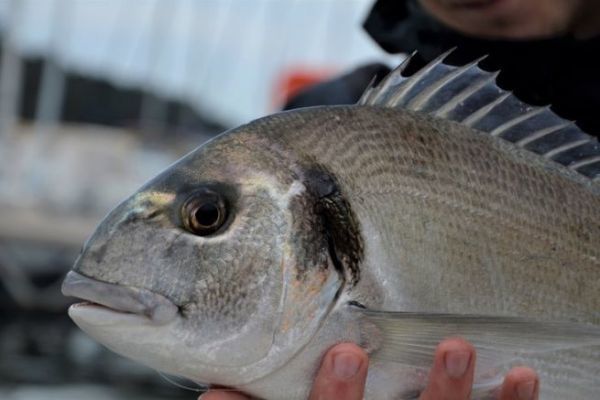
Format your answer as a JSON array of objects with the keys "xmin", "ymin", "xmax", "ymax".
[{"xmin": 61, "ymin": 125, "xmax": 345, "ymax": 387}]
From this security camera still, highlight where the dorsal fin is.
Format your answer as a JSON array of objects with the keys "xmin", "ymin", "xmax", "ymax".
[{"xmin": 358, "ymin": 50, "xmax": 600, "ymax": 181}]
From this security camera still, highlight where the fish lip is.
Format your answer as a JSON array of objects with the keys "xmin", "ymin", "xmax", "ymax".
[{"xmin": 61, "ymin": 270, "xmax": 178, "ymax": 325}]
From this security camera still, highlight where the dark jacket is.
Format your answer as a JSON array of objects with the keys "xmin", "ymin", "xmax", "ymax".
[{"xmin": 285, "ymin": 0, "xmax": 600, "ymax": 137}]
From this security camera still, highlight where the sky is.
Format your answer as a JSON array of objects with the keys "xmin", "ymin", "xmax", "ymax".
[{"xmin": 0, "ymin": 0, "xmax": 400, "ymax": 125}]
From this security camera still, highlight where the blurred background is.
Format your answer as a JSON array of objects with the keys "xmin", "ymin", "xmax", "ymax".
[{"xmin": 0, "ymin": 0, "xmax": 397, "ymax": 399}]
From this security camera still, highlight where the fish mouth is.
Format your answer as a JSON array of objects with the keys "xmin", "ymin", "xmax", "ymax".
[{"xmin": 61, "ymin": 271, "xmax": 178, "ymax": 326}]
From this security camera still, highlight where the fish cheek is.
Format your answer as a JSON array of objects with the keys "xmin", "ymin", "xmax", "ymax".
[{"xmin": 172, "ymin": 191, "xmax": 288, "ymax": 367}]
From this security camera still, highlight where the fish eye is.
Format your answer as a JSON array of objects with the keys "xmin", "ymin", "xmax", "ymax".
[{"xmin": 181, "ymin": 189, "xmax": 227, "ymax": 236}]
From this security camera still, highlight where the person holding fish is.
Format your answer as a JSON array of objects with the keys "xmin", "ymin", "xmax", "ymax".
[
  {"xmin": 200, "ymin": 339, "xmax": 538, "ymax": 400},
  {"xmin": 61, "ymin": 0, "xmax": 599, "ymax": 399}
]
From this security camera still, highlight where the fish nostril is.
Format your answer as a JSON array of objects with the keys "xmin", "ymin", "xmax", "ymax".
[
  {"xmin": 123, "ymin": 211, "xmax": 142, "ymax": 224},
  {"xmin": 146, "ymin": 209, "xmax": 161, "ymax": 220},
  {"xmin": 123, "ymin": 208, "xmax": 161, "ymax": 224}
]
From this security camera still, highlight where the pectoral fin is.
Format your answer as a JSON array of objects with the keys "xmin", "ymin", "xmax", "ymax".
[{"xmin": 357, "ymin": 308, "xmax": 600, "ymax": 398}]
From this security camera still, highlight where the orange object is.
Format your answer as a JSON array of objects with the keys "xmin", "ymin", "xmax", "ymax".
[{"xmin": 273, "ymin": 67, "xmax": 336, "ymax": 109}]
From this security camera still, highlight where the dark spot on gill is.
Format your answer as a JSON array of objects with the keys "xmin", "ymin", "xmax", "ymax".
[
  {"xmin": 304, "ymin": 168, "xmax": 337, "ymax": 198},
  {"xmin": 325, "ymin": 220, "xmax": 346, "ymax": 278},
  {"xmin": 320, "ymin": 194, "xmax": 363, "ymax": 286},
  {"xmin": 306, "ymin": 167, "xmax": 364, "ymax": 287}
]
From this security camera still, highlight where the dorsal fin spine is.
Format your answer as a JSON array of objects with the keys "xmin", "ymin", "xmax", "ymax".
[
  {"xmin": 515, "ymin": 122, "xmax": 571, "ymax": 147},
  {"xmin": 362, "ymin": 52, "xmax": 415, "ymax": 105},
  {"xmin": 360, "ymin": 75, "xmax": 379, "ymax": 104},
  {"xmin": 433, "ymin": 71, "xmax": 499, "ymax": 118},
  {"xmin": 543, "ymin": 139, "xmax": 590, "ymax": 159},
  {"xmin": 462, "ymin": 92, "xmax": 511, "ymax": 127},
  {"xmin": 489, "ymin": 106, "xmax": 547, "ymax": 137},
  {"xmin": 407, "ymin": 55, "xmax": 487, "ymax": 111},
  {"xmin": 358, "ymin": 50, "xmax": 600, "ymax": 179},
  {"xmin": 387, "ymin": 49, "xmax": 454, "ymax": 107},
  {"xmin": 569, "ymin": 155, "xmax": 600, "ymax": 170}
]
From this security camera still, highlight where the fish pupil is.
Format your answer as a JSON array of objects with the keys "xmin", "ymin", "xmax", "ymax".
[{"xmin": 195, "ymin": 203, "xmax": 220, "ymax": 228}]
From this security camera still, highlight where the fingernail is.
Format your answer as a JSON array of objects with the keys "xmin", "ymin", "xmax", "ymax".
[
  {"xmin": 516, "ymin": 380, "xmax": 536, "ymax": 400},
  {"xmin": 332, "ymin": 352, "xmax": 362, "ymax": 380},
  {"xmin": 444, "ymin": 350, "xmax": 471, "ymax": 378}
]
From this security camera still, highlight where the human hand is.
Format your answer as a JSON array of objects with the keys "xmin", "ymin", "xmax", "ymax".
[
  {"xmin": 416, "ymin": 338, "xmax": 539, "ymax": 400},
  {"xmin": 199, "ymin": 338, "xmax": 539, "ymax": 400}
]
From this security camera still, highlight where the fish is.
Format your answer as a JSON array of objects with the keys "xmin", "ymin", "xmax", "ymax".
[{"xmin": 62, "ymin": 51, "xmax": 600, "ymax": 400}]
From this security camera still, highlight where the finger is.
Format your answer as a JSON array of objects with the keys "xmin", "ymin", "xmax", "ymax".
[
  {"xmin": 308, "ymin": 342, "xmax": 369, "ymax": 400},
  {"xmin": 498, "ymin": 366, "xmax": 539, "ymax": 400},
  {"xmin": 419, "ymin": 337, "xmax": 476, "ymax": 400},
  {"xmin": 199, "ymin": 390, "xmax": 250, "ymax": 400}
]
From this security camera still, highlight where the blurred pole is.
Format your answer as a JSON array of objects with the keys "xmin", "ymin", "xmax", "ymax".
[
  {"xmin": 34, "ymin": 0, "xmax": 70, "ymax": 138},
  {"xmin": 33, "ymin": 60, "xmax": 66, "ymax": 136},
  {"xmin": 175, "ymin": 0, "xmax": 196, "ymax": 132},
  {"xmin": 0, "ymin": 252, "xmax": 35, "ymax": 309},
  {"xmin": 247, "ymin": 0, "xmax": 270, "ymax": 116},
  {"xmin": 0, "ymin": 0, "xmax": 23, "ymax": 141},
  {"xmin": 228, "ymin": 0, "xmax": 268, "ymax": 120},
  {"xmin": 24, "ymin": 0, "xmax": 71, "ymax": 194},
  {"xmin": 139, "ymin": 0, "xmax": 172, "ymax": 139}
]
